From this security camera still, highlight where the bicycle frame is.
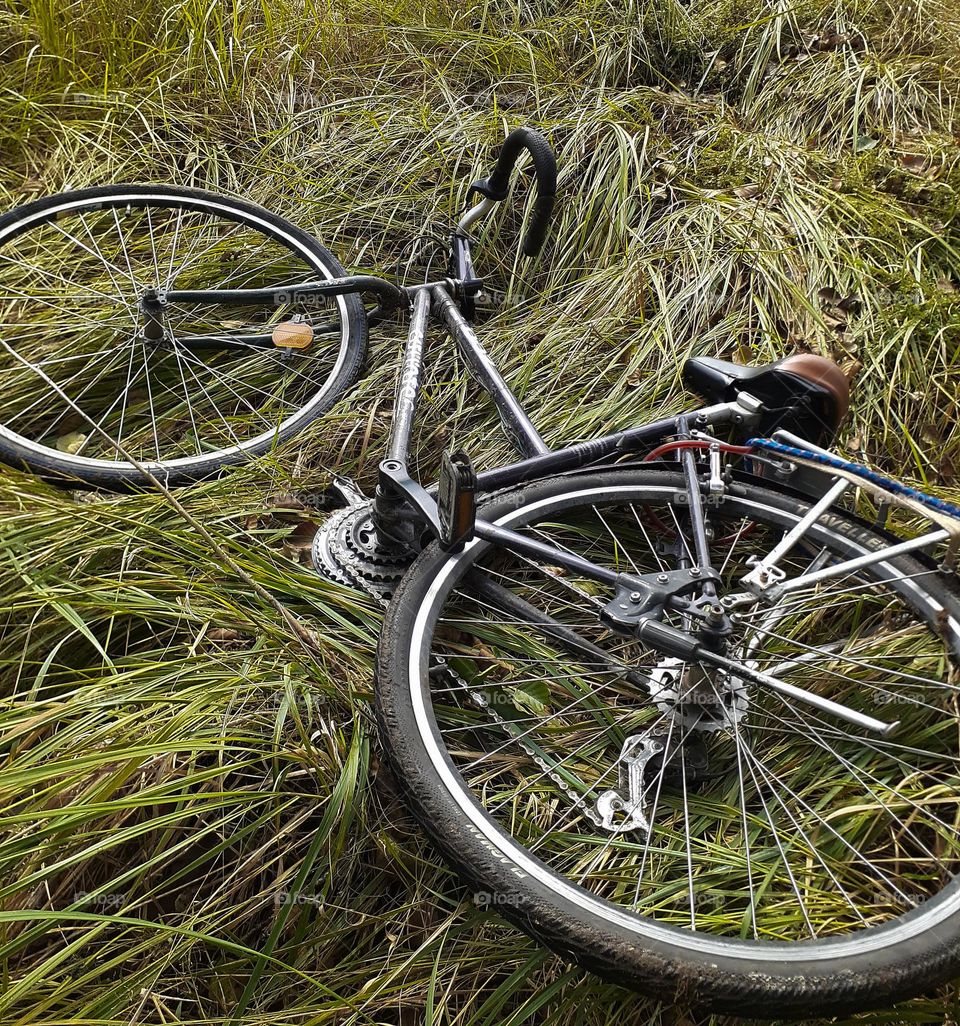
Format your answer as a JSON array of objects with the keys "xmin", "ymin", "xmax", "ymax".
[
  {"xmin": 148, "ymin": 130, "xmax": 940, "ymax": 739},
  {"xmin": 146, "ymin": 122, "xmax": 759, "ymax": 567},
  {"xmin": 170, "ymin": 247, "xmax": 889, "ymax": 730},
  {"xmin": 156, "ymin": 243, "xmax": 764, "ymax": 593}
]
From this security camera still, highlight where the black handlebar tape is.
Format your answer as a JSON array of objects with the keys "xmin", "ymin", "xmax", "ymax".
[
  {"xmin": 468, "ymin": 127, "xmax": 558, "ymax": 258},
  {"xmin": 522, "ymin": 193, "xmax": 555, "ymax": 258}
]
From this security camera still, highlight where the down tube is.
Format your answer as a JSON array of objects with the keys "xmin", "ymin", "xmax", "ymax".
[
  {"xmin": 386, "ymin": 287, "xmax": 431, "ymax": 464},
  {"xmin": 432, "ymin": 284, "xmax": 550, "ymax": 459}
]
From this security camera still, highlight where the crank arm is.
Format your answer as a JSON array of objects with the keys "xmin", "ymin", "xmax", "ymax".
[
  {"xmin": 376, "ymin": 462, "xmax": 627, "ymax": 584},
  {"xmin": 377, "ymin": 459, "xmax": 443, "ymax": 536}
]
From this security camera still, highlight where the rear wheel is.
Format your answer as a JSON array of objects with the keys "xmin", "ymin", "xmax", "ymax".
[
  {"xmin": 376, "ymin": 468, "xmax": 960, "ymax": 1016},
  {"xmin": 0, "ymin": 184, "xmax": 367, "ymax": 488}
]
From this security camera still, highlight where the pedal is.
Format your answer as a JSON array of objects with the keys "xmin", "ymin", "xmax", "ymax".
[{"xmin": 438, "ymin": 449, "xmax": 477, "ymax": 551}]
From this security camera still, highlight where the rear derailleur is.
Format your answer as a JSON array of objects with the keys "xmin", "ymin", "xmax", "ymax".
[{"xmin": 595, "ymin": 728, "xmax": 709, "ymax": 834}]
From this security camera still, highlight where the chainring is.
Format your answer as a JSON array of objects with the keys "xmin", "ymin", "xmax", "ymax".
[{"xmin": 312, "ymin": 503, "xmax": 413, "ymax": 600}]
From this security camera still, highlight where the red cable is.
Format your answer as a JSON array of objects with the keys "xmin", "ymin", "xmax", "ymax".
[
  {"xmin": 638, "ymin": 438, "xmax": 758, "ymax": 544},
  {"xmin": 641, "ymin": 439, "xmax": 754, "ymax": 463}
]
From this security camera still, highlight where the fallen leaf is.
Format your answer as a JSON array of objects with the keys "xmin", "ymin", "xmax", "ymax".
[
  {"xmin": 282, "ymin": 520, "xmax": 321, "ymax": 565},
  {"xmin": 921, "ymin": 422, "xmax": 943, "ymax": 445},
  {"xmin": 206, "ymin": 627, "xmax": 249, "ymax": 649},
  {"xmin": 818, "ymin": 287, "xmax": 862, "ymax": 327},
  {"xmin": 56, "ymin": 432, "xmax": 87, "ymax": 454},
  {"xmin": 733, "ymin": 183, "xmax": 761, "ymax": 200},
  {"xmin": 899, "ymin": 153, "xmax": 928, "ymax": 172},
  {"xmin": 837, "ymin": 294, "xmax": 862, "ymax": 313},
  {"xmin": 510, "ymin": 680, "xmax": 550, "ymax": 716},
  {"xmin": 816, "ymin": 30, "xmax": 853, "ymax": 49},
  {"xmin": 266, "ymin": 493, "xmax": 309, "ymax": 520},
  {"xmin": 824, "ymin": 312, "xmax": 848, "ymax": 330}
]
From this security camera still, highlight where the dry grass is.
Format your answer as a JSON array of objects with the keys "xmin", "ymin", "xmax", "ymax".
[{"xmin": 0, "ymin": 0, "xmax": 958, "ymax": 1022}]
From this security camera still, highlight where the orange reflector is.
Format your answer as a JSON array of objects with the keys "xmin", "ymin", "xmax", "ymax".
[{"xmin": 272, "ymin": 321, "xmax": 314, "ymax": 350}]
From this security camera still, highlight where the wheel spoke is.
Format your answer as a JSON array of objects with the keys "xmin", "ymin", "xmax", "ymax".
[{"xmin": 406, "ymin": 478, "xmax": 960, "ymax": 946}]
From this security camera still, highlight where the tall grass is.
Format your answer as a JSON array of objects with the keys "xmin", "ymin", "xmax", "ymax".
[{"xmin": 0, "ymin": 0, "xmax": 958, "ymax": 1022}]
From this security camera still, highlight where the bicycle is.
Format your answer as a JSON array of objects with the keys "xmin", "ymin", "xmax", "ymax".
[{"xmin": 1, "ymin": 127, "xmax": 959, "ymax": 1018}]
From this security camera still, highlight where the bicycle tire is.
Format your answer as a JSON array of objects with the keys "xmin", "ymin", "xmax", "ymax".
[
  {"xmin": 0, "ymin": 184, "xmax": 368, "ymax": 488},
  {"xmin": 375, "ymin": 467, "xmax": 960, "ymax": 1017}
]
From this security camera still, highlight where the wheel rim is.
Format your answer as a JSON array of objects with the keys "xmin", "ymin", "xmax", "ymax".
[
  {"xmin": 0, "ymin": 191, "xmax": 353, "ymax": 475},
  {"xmin": 401, "ymin": 478, "xmax": 960, "ymax": 956}
]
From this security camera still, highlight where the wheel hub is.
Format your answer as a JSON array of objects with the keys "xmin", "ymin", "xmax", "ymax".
[
  {"xmin": 647, "ymin": 656, "xmax": 748, "ymax": 732},
  {"xmin": 140, "ymin": 288, "xmax": 166, "ymax": 341}
]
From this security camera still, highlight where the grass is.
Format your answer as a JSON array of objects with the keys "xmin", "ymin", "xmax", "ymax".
[{"xmin": 0, "ymin": 0, "xmax": 959, "ymax": 1022}]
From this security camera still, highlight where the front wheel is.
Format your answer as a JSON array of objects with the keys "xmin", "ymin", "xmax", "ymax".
[
  {"xmin": 375, "ymin": 468, "xmax": 960, "ymax": 1017},
  {"xmin": 0, "ymin": 185, "xmax": 367, "ymax": 488}
]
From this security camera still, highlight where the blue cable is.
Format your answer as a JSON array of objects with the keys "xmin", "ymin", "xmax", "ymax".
[{"xmin": 746, "ymin": 437, "xmax": 960, "ymax": 524}]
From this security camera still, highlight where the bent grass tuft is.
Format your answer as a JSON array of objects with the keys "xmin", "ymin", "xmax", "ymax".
[{"xmin": 0, "ymin": 0, "xmax": 959, "ymax": 1022}]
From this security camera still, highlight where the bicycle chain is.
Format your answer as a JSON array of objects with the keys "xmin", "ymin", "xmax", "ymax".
[{"xmin": 312, "ymin": 506, "xmax": 608, "ymax": 826}]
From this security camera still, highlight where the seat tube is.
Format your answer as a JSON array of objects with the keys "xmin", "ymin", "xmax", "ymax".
[{"xmin": 432, "ymin": 284, "xmax": 549, "ymax": 458}]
